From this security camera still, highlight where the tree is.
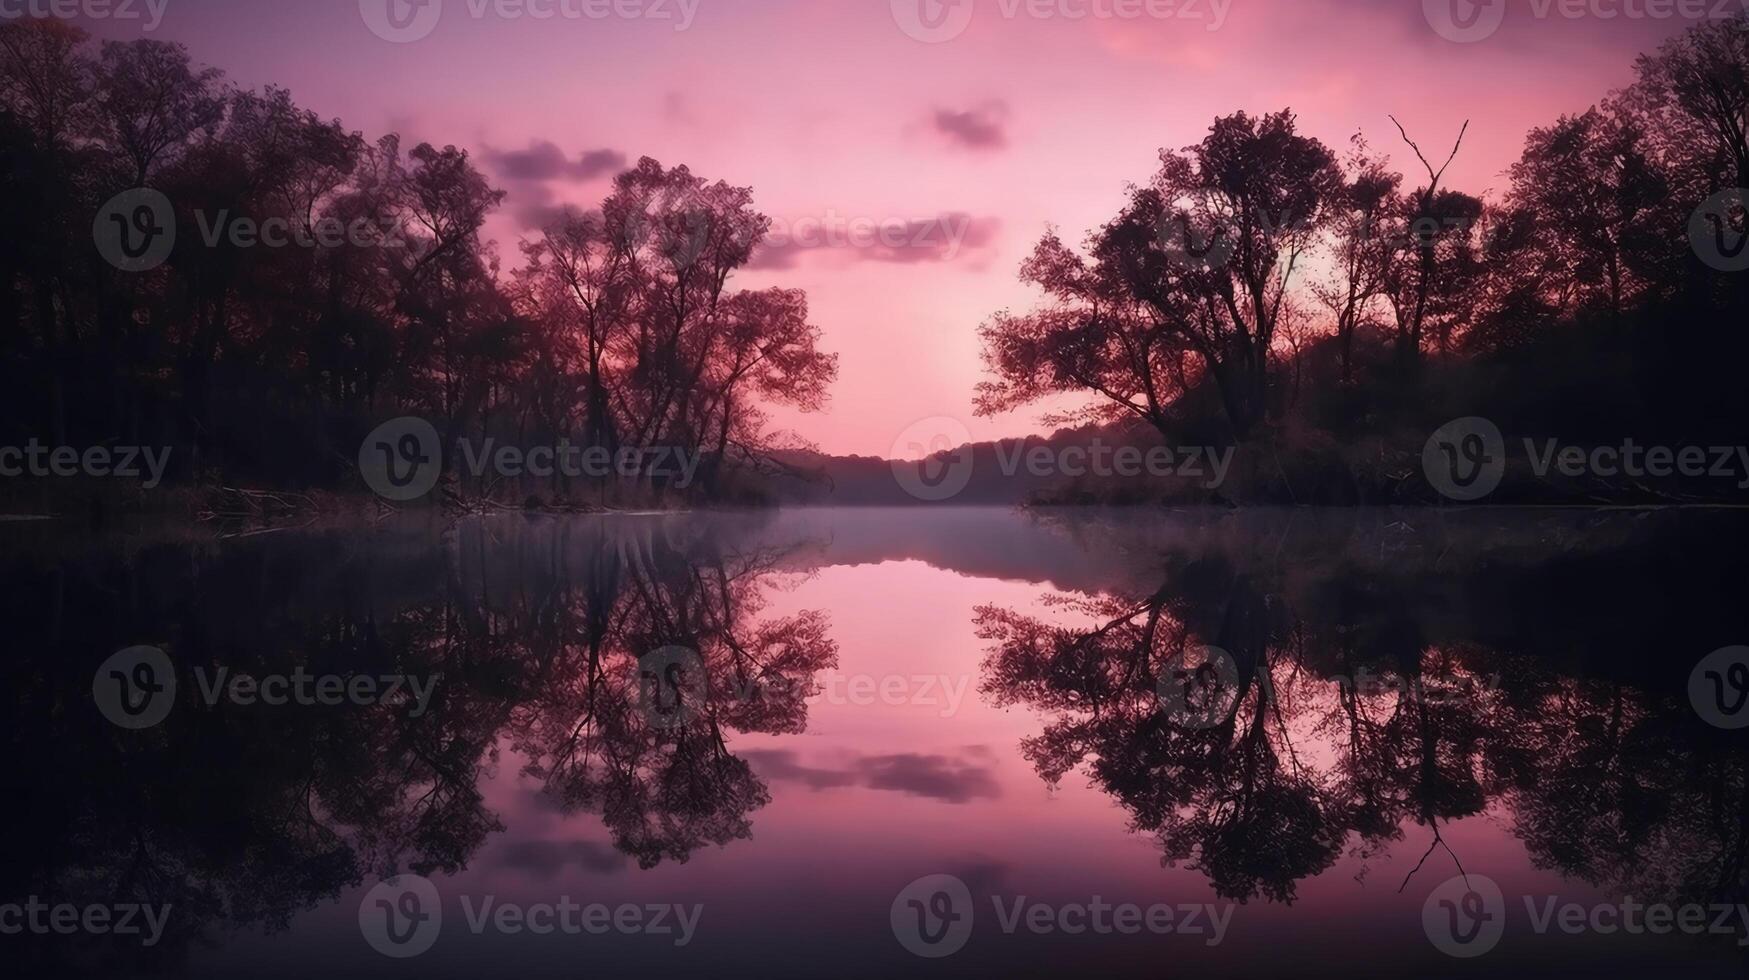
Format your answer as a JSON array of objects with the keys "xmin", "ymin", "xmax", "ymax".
[
  {"xmin": 1629, "ymin": 13, "xmax": 1749, "ymax": 193},
  {"xmin": 979, "ymin": 110, "xmax": 1342, "ymax": 440},
  {"xmin": 1502, "ymin": 106, "xmax": 1670, "ymax": 315},
  {"xmin": 1313, "ymin": 134, "xmax": 1400, "ymax": 383}
]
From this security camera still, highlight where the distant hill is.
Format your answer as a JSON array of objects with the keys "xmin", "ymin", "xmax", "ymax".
[{"xmin": 765, "ymin": 423, "xmax": 1235, "ymax": 506}]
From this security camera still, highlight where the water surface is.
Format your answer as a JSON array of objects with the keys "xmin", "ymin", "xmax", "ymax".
[{"xmin": 5, "ymin": 508, "xmax": 1747, "ymax": 977}]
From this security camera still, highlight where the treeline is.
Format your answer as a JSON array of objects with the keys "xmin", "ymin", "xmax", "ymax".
[
  {"xmin": 980, "ymin": 15, "xmax": 1749, "ymax": 504},
  {"xmin": 0, "ymin": 18, "xmax": 836, "ymax": 510}
]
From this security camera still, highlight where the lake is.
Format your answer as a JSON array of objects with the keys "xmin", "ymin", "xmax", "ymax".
[{"xmin": 5, "ymin": 507, "xmax": 1748, "ymax": 977}]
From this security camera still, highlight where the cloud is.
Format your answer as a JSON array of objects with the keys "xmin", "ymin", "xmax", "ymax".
[
  {"xmin": 745, "ymin": 748, "xmax": 1001, "ymax": 804},
  {"xmin": 931, "ymin": 102, "xmax": 1009, "ymax": 151},
  {"xmin": 485, "ymin": 140, "xmax": 627, "ymax": 182},
  {"xmin": 491, "ymin": 840, "xmax": 628, "ymax": 878},
  {"xmin": 747, "ymin": 213, "xmax": 1001, "ymax": 270}
]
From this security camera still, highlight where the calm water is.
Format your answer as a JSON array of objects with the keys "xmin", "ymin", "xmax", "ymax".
[{"xmin": 5, "ymin": 507, "xmax": 1748, "ymax": 977}]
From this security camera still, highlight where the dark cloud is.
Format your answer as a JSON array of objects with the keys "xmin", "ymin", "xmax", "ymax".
[
  {"xmin": 746, "ymin": 748, "xmax": 1001, "ymax": 804},
  {"xmin": 855, "ymin": 753, "xmax": 1002, "ymax": 803},
  {"xmin": 741, "ymin": 749, "xmax": 859, "ymax": 790},
  {"xmin": 485, "ymin": 140, "xmax": 627, "ymax": 182},
  {"xmin": 492, "ymin": 840, "xmax": 628, "ymax": 879},
  {"xmin": 747, "ymin": 213, "xmax": 1001, "ymax": 269},
  {"xmin": 932, "ymin": 102, "xmax": 1009, "ymax": 151}
]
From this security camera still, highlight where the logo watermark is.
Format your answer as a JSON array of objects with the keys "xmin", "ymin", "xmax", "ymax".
[
  {"xmin": 94, "ymin": 189, "xmax": 413, "ymax": 273},
  {"xmin": 358, "ymin": 0, "xmax": 700, "ymax": 43},
  {"xmin": 638, "ymin": 645, "xmax": 975, "ymax": 728},
  {"xmin": 1690, "ymin": 189, "xmax": 1749, "ymax": 273},
  {"xmin": 93, "ymin": 189, "xmax": 175, "ymax": 272},
  {"xmin": 890, "ymin": 874, "xmax": 1232, "ymax": 958},
  {"xmin": 890, "ymin": 417, "xmax": 976, "ymax": 503},
  {"xmin": 1335, "ymin": 668, "xmax": 1503, "ymax": 707},
  {"xmin": 358, "ymin": 874, "xmax": 701, "ymax": 957},
  {"xmin": 93, "ymin": 646, "xmax": 441, "ymax": 730},
  {"xmin": 1691, "ymin": 646, "xmax": 1749, "ymax": 730},
  {"xmin": 360, "ymin": 876, "xmax": 443, "ymax": 958},
  {"xmin": 1423, "ymin": 875, "xmax": 1507, "ymax": 957},
  {"xmin": 359, "ymin": 416, "xmax": 702, "ymax": 501},
  {"xmin": 1423, "ymin": 874, "xmax": 1749, "ymax": 957},
  {"xmin": 1424, "ymin": 419, "xmax": 1749, "ymax": 501},
  {"xmin": 0, "ymin": 897, "xmax": 173, "ymax": 947},
  {"xmin": 890, "ymin": 0, "xmax": 1231, "ymax": 44},
  {"xmin": 888, "ymin": 418, "xmax": 1234, "ymax": 502},
  {"xmin": 757, "ymin": 211, "xmax": 989, "ymax": 265},
  {"xmin": 1424, "ymin": 0, "xmax": 1749, "ymax": 44},
  {"xmin": 1156, "ymin": 645, "xmax": 1244, "ymax": 730}
]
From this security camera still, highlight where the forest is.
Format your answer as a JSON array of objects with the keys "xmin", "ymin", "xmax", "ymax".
[{"xmin": 3, "ymin": 15, "xmax": 1747, "ymax": 510}]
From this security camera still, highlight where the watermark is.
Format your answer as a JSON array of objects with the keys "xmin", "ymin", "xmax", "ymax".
[
  {"xmin": 93, "ymin": 646, "xmax": 441, "ymax": 730},
  {"xmin": 94, "ymin": 189, "xmax": 412, "ymax": 273},
  {"xmin": 358, "ymin": 0, "xmax": 699, "ymax": 43},
  {"xmin": 1157, "ymin": 212, "xmax": 1238, "ymax": 272},
  {"xmin": 1156, "ymin": 645, "xmax": 1244, "ymax": 730},
  {"xmin": 758, "ymin": 211, "xmax": 988, "ymax": 265},
  {"xmin": 890, "ymin": 874, "xmax": 1233, "ymax": 958},
  {"xmin": 1423, "ymin": 874, "xmax": 1749, "ymax": 957},
  {"xmin": 887, "ymin": 419, "xmax": 1235, "ymax": 502},
  {"xmin": 0, "ymin": 897, "xmax": 173, "ymax": 947},
  {"xmin": 995, "ymin": 438, "xmax": 1234, "ymax": 488},
  {"xmin": 1424, "ymin": 0, "xmax": 1749, "ymax": 44},
  {"xmin": 1690, "ymin": 189, "xmax": 1749, "ymax": 273},
  {"xmin": 890, "ymin": 0, "xmax": 1231, "ymax": 44},
  {"xmin": 1423, "ymin": 418, "xmax": 1508, "ymax": 501},
  {"xmin": 92, "ymin": 646, "xmax": 177, "ymax": 730},
  {"xmin": 1422, "ymin": 875, "xmax": 1507, "ymax": 957},
  {"xmin": 358, "ymin": 874, "xmax": 701, "ymax": 958},
  {"xmin": 0, "ymin": 440, "xmax": 171, "ymax": 488},
  {"xmin": 1334, "ymin": 668, "xmax": 1503, "ymax": 707},
  {"xmin": 1154, "ymin": 205, "xmax": 1322, "ymax": 273},
  {"xmin": 92, "ymin": 189, "xmax": 175, "ymax": 272},
  {"xmin": 359, "ymin": 876, "xmax": 442, "ymax": 958},
  {"xmin": 890, "ymin": 416, "xmax": 975, "ymax": 503},
  {"xmin": 1424, "ymin": 418, "xmax": 1749, "ymax": 501},
  {"xmin": 0, "ymin": 0, "xmax": 168, "ymax": 31},
  {"xmin": 358, "ymin": 416, "xmax": 702, "ymax": 501},
  {"xmin": 639, "ymin": 645, "xmax": 708, "ymax": 730},
  {"xmin": 1690, "ymin": 646, "xmax": 1749, "ymax": 730},
  {"xmin": 638, "ymin": 645, "xmax": 975, "ymax": 728}
]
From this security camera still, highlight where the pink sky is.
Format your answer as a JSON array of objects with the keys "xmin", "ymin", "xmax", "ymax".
[{"xmin": 81, "ymin": 0, "xmax": 1713, "ymax": 455}]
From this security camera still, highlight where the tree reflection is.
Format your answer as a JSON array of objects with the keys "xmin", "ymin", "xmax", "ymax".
[
  {"xmin": 0, "ymin": 516, "xmax": 835, "ymax": 971},
  {"xmin": 980, "ymin": 534, "xmax": 1748, "ymax": 914}
]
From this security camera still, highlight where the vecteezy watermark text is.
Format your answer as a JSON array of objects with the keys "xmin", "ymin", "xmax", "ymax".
[
  {"xmin": 0, "ymin": 440, "xmax": 171, "ymax": 488},
  {"xmin": 0, "ymin": 0, "xmax": 168, "ymax": 31},
  {"xmin": 1423, "ymin": 874, "xmax": 1749, "ymax": 957},
  {"xmin": 93, "ymin": 645, "xmax": 440, "ymax": 730},
  {"xmin": 358, "ymin": 416, "xmax": 702, "ymax": 502},
  {"xmin": 890, "ymin": 874, "xmax": 1232, "ymax": 958},
  {"xmin": 1424, "ymin": 417, "xmax": 1749, "ymax": 501},
  {"xmin": 94, "ymin": 188, "xmax": 411, "ymax": 273},
  {"xmin": 357, "ymin": 875, "xmax": 700, "ymax": 958},
  {"xmin": 358, "ymin": 0, "xmax": 700, "ymax": 43},
  {"xmin": 0, "ymin": 897, "xmax": 173, "ymax": 947},
  {"xmin": 1423, "ymin": 0, "xmax": 1749, "ymax": 44},
  {"xmin": 638, "ymin": 646, "xmax": 975, "ymax": 728},
  {"xmin": 1335, "ymin": 668, "xmax": 1503, "ymax": 706},
  {"xmin": 889, "ymin": 417, "xmax": 1235, "ymax": 503},
  {"xmin": 890, "ymin": 0, "xmax": 1232, "ymax": 44}
]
